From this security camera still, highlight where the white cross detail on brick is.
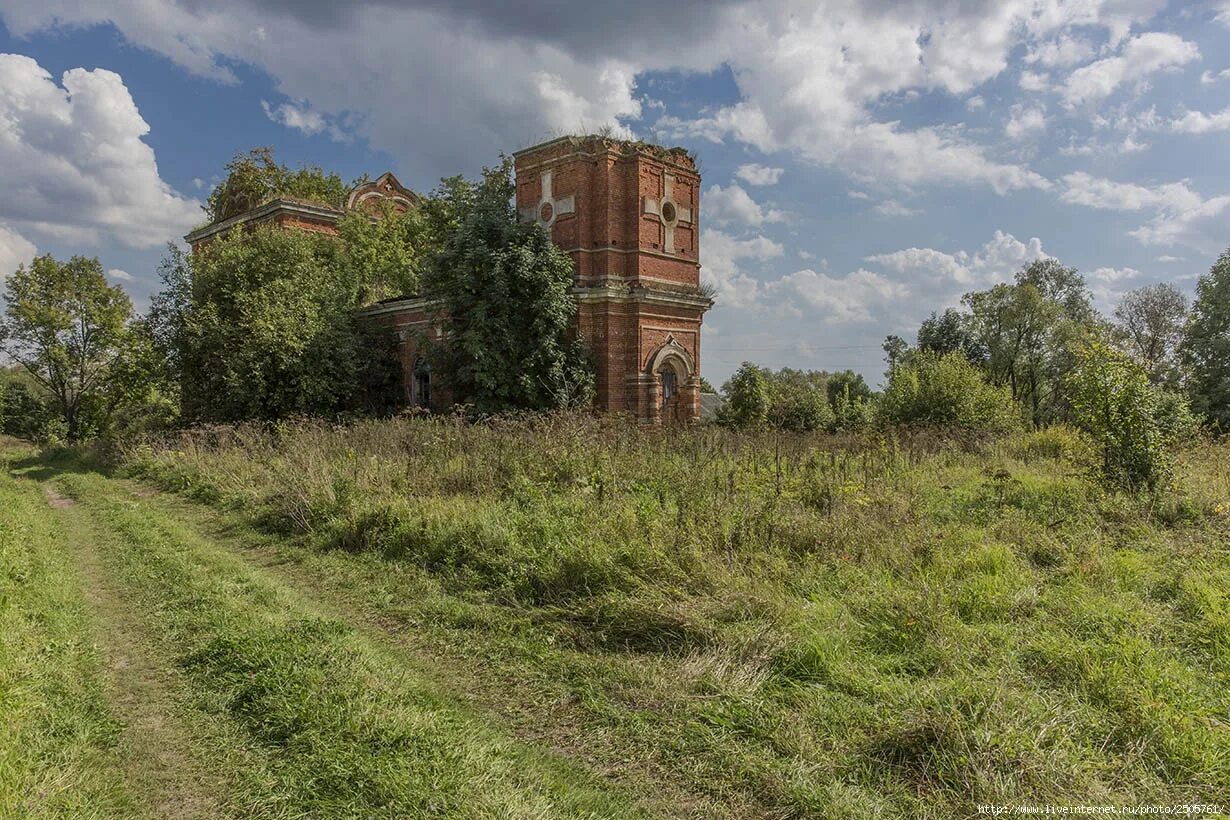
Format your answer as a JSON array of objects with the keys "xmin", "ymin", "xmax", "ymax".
[
  {"xmin": 519, "ymin": 170, "xmax": 575, "ymax": 228},
  {"xmin": 642, "ymin": 172, "xmax": 693, "ymax": 253}
]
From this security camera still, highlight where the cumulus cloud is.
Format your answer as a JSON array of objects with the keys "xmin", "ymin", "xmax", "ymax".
[
  {"xmin": 866, "ymin": 230, "xmax": 1049, "ymax": 291},
  {"xmin": 1005, "ymin": 104, "xmax": 1047, "ymax": 139},
  {"xmin": 1060, "ymin": 172, "xmax": 1229, "ymax": 254},
  {"xmin": 767, "ymin": 267, "xmax": 906, "ymax": 323},
  {"xmin": 2, "ymin": 0, "xmax": 1124, "ymax": 195},
  {"xmin": 106, "ymin": 268, "xmax": 134, "ymax": 282},
  {"xmin": 1201, "ymin": 68, "xmax": 1230, "ymax": 84},
  {"xmin": 1129, "ymin": 196, "xmax": 1230, "ymax": 254},
  {"xmin": 1060, "ymin": 172, "xmax": 1203, "ymax": 212},
  {"xmin": 1060, "ymin": 32, "xmax": 1200, "ymax": 107},
  {"xmin": 734, "ymin": 163, "xmax": 783, "ymax": 186},
  {"xmin": 0, "ymin": 223, "xmax": 38, "ymax": 279},
  {"xmin": 0, "ymin": 54, "xmax": 201, "ymax": 249},
  {"xmin": 261, "ymin": 99, "xmax": 349, "ymax": 141},
  {"xmin": 699, "ymin": 228, "xmax": 783, "ymax": 308},
  {"xmin": 1170, "ymin": 108, "xmax": 1230, "ymax": 134},
  {"xmin": 704, "ymin": 184, "xmax": 786, "ymax": 227},
  {"xmin": 1025, "ymin": 34, "xmax": 1094, "ymax": 68}
]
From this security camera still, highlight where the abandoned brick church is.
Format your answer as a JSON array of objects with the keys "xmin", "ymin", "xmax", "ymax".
[{"xmin": 185, "ymin": 135, "xmax": 712, "ymax": 423}]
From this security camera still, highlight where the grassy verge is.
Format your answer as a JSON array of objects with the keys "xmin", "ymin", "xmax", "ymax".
[
  {"xmin": 122, "ymin": 417, "xmax": 1230, "ymax": 816},
  {"xmin": 50, "ymin": 467, "xmax": 645, "ymax": 818},
  {"xmin": 0, "ymin": 449, "xmax": 136, "ymax": 818}
]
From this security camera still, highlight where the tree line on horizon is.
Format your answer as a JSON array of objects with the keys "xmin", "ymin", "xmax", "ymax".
[{"xmin": 716, "ymin": 253, "xmax": 1230, "ymax": 490}]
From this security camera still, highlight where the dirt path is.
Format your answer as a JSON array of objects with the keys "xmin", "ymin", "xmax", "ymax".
[{"xmin": 45, "ymin": 485, "xmax": 226, "ymax": 820}]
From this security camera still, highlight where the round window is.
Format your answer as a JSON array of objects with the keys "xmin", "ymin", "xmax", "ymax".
[
  {"xmin": 539, "ymin": 202, "xmax": 554, "ymax": 222},
  {"xmin": 661, "ymin": 201, "xmax": 677, "ymax": 224}
]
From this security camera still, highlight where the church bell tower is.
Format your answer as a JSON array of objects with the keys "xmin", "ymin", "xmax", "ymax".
[{"xmin": 513, "ymin": 135, "xmax": 712, "ymax": 423}]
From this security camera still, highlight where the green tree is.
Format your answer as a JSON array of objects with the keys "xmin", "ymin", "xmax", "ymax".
[
  {"xmin": 205, "ymin": 147, "xmax": 350, "ymax": 223},
  {"xmin": 422, "ymin": 159, "xmax": 594, "ymax": 413},
  {"xmin": 154, "ymin": 228, "xmax": 398, "ymax": 422},
  {"xmin": 766, "ymin": 368, "xmax": 833, "ymax": 431},
  {"xmin": 718, "ymin": 362, "xmax": 771, "ymax": 428},
  {"xmin": 962, "ymin": 259, "xmax": 1096, "ymax": 427},
  {"xmin": 1180, "ymin": 249, "xmax": 1230, "ymax": 430},
  {"xmin": 879, "ymin": 350, "xmax": 1020, "ymax": 434},
  {"xmin": 1112, "ymin": 283, "xmax": 1187, "ymax": 388},
  {"xmin": 1067, "ymin": 340, "xmax": 1191, "ymax": 491},
  {"xmin": 337, "ymin": 200, "xmax": 425, "ymax": 302},
  {"xmin": 882, "ymin": 334, "xmax": 910, "ymax": 380},
  {"xmin": 0, "ymin": 255, "xmax": 134, "ymax": 441},
  {"xmin": 917, "ymin": 308, "xmax": 983, "ymax": 363}
]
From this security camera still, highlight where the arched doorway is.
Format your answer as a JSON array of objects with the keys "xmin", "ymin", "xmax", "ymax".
[{"xmin": 646, "ymin": 336, "xmax": 696, "ymax": 425}]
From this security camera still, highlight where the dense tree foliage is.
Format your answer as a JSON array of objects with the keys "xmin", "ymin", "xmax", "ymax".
[
  {"xmin": 153, "ymin": 229, "xmax": 399, "ymax": 422},
  {"xmin": 336, "ymin": 200, "xmax": 426, "ymax": 301},
  {"xmin": 0, "ymin": 255, "xmax": 136, "ymax": 441},
  {"xmin": 879, "ymin": 350, "xmax": 1021, "ymax": 434},
  {"xmin": 718, "ymin": 363, "xmax": 874, "ymax": 432},
  {"xmin": 917, "ymin": 308, "xmax": 982, "ymax": 362},
  {"xmin": 421, "ymin": 160, "xmax": 594, "ymax": 414},
  {"xmin": 961, "ymin": 260, "xmax": 1095, "ymax": 427},
  {"xmin": 205, "ymin": 147, "xmax": 351, "ymax": 223},
  {"xmin": 1067, "ymin": 340, "xmax": 1196, "ymax": 491},
  {"xmin": 1180, "ymin": 249, "xmax": 1230, "ymax": 431}
]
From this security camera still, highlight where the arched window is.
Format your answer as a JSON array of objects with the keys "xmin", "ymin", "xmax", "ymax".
[
  {"xmin": 659, "ymin": 367, "xmax": 677, "ymax": 407},
  {"xmin": 412, "ymin": 358, "xmax": 431, "ymax": 408}
]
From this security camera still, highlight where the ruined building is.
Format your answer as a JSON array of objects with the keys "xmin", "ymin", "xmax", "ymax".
[{"xmin": 185, "ymin": 136, "xmax": 712, "ymax": 423}]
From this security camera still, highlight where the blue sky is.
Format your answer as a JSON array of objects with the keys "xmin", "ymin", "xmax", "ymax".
[{"xmin": 0, "ymin": 0, "xmax": 1227, "ymax": 386}]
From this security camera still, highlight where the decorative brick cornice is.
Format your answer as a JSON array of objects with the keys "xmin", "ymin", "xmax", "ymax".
[{"xmin": 184, "ymin": 198, "xmax": 345, "ymax": 244}]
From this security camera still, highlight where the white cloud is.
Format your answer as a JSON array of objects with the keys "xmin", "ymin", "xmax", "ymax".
[
  {"xmin": 1025, "ymin": 34, "xmax": 1094, "ymax": 68},
  {"xmin": 1060, "ymin": 32, "xmax": 1200, "ymax": 107},
  {"xmin": 1019, "ymin": 71, "xmax": 1050, "ymax": 92},
  {"xmin": 3, "ymin": 0, "xmax": 1168, "ymax": 198},
  {"xmin": 1005, "ymin": 104, "xmax": 1047, "ymax": 139},
  {"xmin": 734, "ymin": 163, "xmax": 783, "ymax": 186},
  {"xmin": 1156, "ymin": 255, "xmax": 1184, "ymax": 262},
  {"xmin": 1061, "ymin": 172, "xmax": 1229, "ymax": 255},
  {"xmin": 1129, "ymin": 195, "xmax": 1230, "ymax": 253},
  {"xmin": 1170, "ymin": 108, "xmax": 1230, "ymax": 134},
  {"xmin": 0, "ymin": 223, "xmax": 38, "ymax": 279},
  {"xmin": 261, "ymin": 99, "xmax": 348, "ymax": 142},
  {"xmin": 704, "ymin": 183, "xmax": 786, "ymax": 227},
  {"xmin": 1090, "ymin": 266, "xmax": 1141, "ymax": 283},
  {"xmin": 866, "ymin": 230, "xmax": 1049, "ymax": 290},
  {"xmin": 1060, "ymin": 172, "xmax": 1203, "ymax": 212},
  {"xmin": 767, "ymin": 267, "xmax": 906, "ymax": 323},
  {"xmin": 699, "ymin": 228, "xmax": 783, "ymax": 308},
  {"xmin": 966, "ymin": 95, "xmax": 986, "ymax": 111},
  {"xmin": 1200, "ymin": 68, "xmax": 1230, "ymax": 84},
  {"xmin": 0, "ymin": 54, "xmax": 201, "ymax": 249},
  {"xmin": 873, "ymin": 199, "xmax": 918, "ymax": 217},
  {"xmin": 847, "ymin": 190, "xmax": 870, "ymax": 200},
  {"xmin": 106, "ymin": 268, "xmax": 134, "ymax": 282}
]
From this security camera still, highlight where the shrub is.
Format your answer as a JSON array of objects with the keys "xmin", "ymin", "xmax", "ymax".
[
  {"xmin": 1066, "ymin": 341, "xmax": 1190, "ymax": 491},
  {"xmin": 878, "ymin": 350, "xmax": 1021, "ymax": 434}
]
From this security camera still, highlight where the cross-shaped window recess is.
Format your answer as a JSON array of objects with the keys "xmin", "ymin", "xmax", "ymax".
[
  {"xmin": 642, "ymin": 172, "xmax": 693, "ymax": 253},
  {"xmin": 518, "ymin": 170, "xmax": 575, "ymax": 229}
]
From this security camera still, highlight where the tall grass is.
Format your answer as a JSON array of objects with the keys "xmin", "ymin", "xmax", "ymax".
[
  {"xmin": 122, "ymin": 414, "xmax": 1230, "ymax": 815},
  {"xmin": 0, "ymin": 449, "xmax": 135, "ymax": 818}
]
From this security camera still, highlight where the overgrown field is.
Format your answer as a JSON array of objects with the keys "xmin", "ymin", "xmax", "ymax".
[{"xmin": 111, "ymin": 415, "xmax": 1229, "ymax": 817}]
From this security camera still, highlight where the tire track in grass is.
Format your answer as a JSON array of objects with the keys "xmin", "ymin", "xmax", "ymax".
[
  {"xmin": 100, "ymin": 474, "xmax": 755, "ymax": 818},
  {"xmin": 51, "ymin": 469, "xmax": 648, "ymax": 819},
  {"xmin": 45, "ymin": 485, "xmax": 226, "ymax": 819}
]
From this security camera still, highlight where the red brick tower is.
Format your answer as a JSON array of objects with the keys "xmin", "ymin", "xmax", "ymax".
[{"xmin": 513, "ymin": 136, "xmax": 713, "ymax": 423}]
